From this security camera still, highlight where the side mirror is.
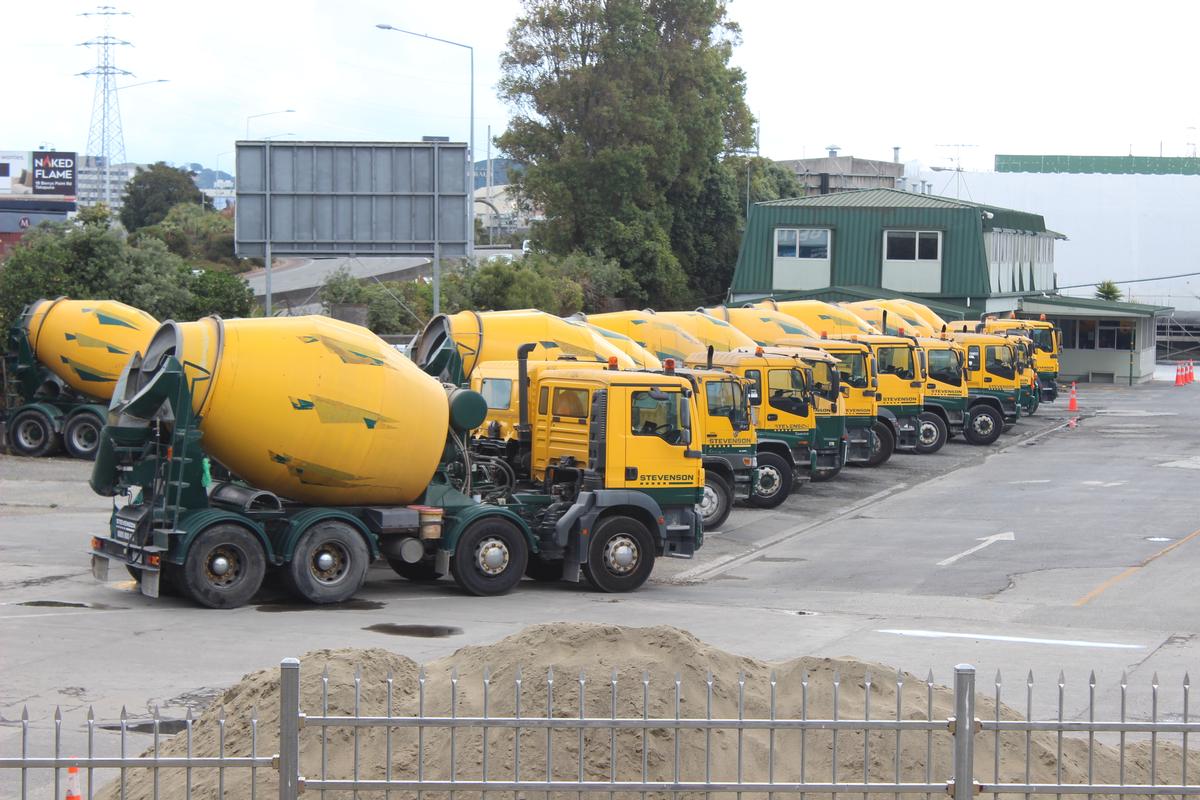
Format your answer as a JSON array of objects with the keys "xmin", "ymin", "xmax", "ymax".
[
  {"xmin": 840, "ymin": 385, "xmax": 850, "ymax": 397},
  {"xmin": 747, "ymin": 388, "xmax": 761, "ymax": 405},
  {"xmin": 871, "ymin": 375, "xmax": 879, "ymax": 389}
]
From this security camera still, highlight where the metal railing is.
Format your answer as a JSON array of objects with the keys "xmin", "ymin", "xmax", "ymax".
[{"xmin": 2, "ymin": 660, "xmax": 1198, "ymax": 799}]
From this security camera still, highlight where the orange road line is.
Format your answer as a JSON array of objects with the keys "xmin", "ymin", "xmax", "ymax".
[{"xmin": 1074, "ymin": 525, "xmax": 1200, "ymax": 607}]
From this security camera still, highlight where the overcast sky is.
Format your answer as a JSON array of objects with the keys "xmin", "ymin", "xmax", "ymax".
[{"xmin": 9, "ymin": 0, "xmax": 1200, "ymax": 173}]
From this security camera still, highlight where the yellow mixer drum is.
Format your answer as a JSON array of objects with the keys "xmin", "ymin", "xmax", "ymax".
[
  {"xmin": 23, "ymin": 298, "xmax": 158, "ymax": 399},
  {"xmin": 142, "ymin": 315, "xmax": 451, "ymax": 506}
]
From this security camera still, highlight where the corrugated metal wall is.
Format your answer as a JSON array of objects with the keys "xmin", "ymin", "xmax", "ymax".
[{"xmin": 732, "ymin": 205, "xmax": 991, "ymax": 297}]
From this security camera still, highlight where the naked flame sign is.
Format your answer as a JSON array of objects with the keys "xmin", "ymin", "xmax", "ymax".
[{"xmin": 32, "ymin": 151, "xmax": 76, "ymax": 195}]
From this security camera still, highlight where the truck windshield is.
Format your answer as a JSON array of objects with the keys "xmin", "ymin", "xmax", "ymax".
[
  {"xmin": 631, "ymin": 390, "xmax": 685, "ymax": 444},
  {"xmin": 767, "ymin": 368, "xmax": 809, "ymax": 416},
  {"xmin": 927, "ymin": 348, "xmax": 962, "ymax": 386},
  {"xmin": 985, "ymin": 345, "xmax": 1015, "ymax": 379},
  {"xmin": 835, "ymin": 351, "xmax": 868, "ymax": 388},
  {"xmin": 1029, "ymin": 328, "xmax": 1055, "ymax": 353},
  {"xmin": 876, "ymin": 346, "xmax": 915, "ymax": 380},
  {"xmin": 479, "ymin": 378, "xmax": 513, "ymax": 410},
  {"xmin": 705, "ymin": 379, "xmax": 748, "ymax": 427}
]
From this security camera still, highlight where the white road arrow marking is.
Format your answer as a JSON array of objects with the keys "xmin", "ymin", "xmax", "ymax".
[{"xmin": 936, "ymin": 532, "xmax": 1015, "ymax": 567}]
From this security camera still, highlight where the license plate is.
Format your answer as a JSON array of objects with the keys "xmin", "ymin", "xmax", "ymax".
[{"xmin": 113, "ymin": 520, "xmax": 137, "ymax": 542}]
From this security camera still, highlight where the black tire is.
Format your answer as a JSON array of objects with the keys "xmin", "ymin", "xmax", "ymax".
[
  {"xmin": 524, "ymin": 553, "xmax": 564, "ymax": 582},
  {"xmin": 63, "ymin": 412, "xmax": 104, "ymax": 460},
  {"xmin": 387, "ymin": 558, "xmax": 443, "ymax": 582},
  {"xmin": 698, "ymin": 471, "xmax": 733, "ymax": 530},
  {"xmin": 964, "ymin": 405, "xmax": 1003, "ymax": 446},
  {"xmin": 179, "ymin": 524, "xmax": 267, "ymax": 609},
  {"xmin": 284, "ymin": 521, "xmax": 370, "ymax": 604},
  {"xmin": 810, "ymin": 464, "xmax": 842, "ymax": 482},
  {"xmin": 582, "ymin": 515, "xmax": 656, "ymax": 593},
  {"xmin": 7, "ymin": 408, "xmax": 59, "ymax": 457},
  {"xmin": 862, "ymin": 421, "xmax": 894, "ymax": 467},
  {"xmin": 450, "ymin": 517, "xmax": 528, "ymax": 596},
  {"xmin": 1026, "ymin": 380, "xmax": 1041, "ymax": 416},
  {"xmin": 914, "ymin": 412, "xmax": 948, "ymax": 455},
  {"xmin": 748, "ymin": 452, "xmax": 792, "ymax": 508}
]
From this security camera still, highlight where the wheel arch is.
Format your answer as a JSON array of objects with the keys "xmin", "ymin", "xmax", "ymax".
[
  {"xmin": 173, "ymin": 510, "xmax": 273, "ymax": 566},
  {"xmin": 756, "ymin": 438, "xmax": 797, "ymax": 467},
  {"xmin": 277, "ymin": 508, "xmax": 379, "ymax": 565}
]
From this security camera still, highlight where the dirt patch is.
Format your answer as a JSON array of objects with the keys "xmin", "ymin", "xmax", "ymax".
[{"xmin": 100, "ymin": 622, "xmax": 1199, "ymax": 800}]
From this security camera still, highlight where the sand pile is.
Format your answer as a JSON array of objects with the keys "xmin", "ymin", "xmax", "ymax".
[{"xmin": 102, "ymin": 623, "xmax": 1199, "ymax": 800}]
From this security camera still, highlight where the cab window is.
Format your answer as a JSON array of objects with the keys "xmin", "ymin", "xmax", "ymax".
[
  {"xmin": 479, "ymin": 378, "xmax": 513, "ymax": 410},
  {"xmin": 705, "ymin": 379, "xmax": 747, "ymax": 422},
  {"xmin": 836, "ymin": 352, "xmax": 868, "ymax": 388},
  {"xmin": 551, "ymin": 387, "xmax": 589, "ymax": 418},
  {"xmin": 538, "ymin": 386, "xmax": 549, "ymax": 415},
  {"xmin": 809, "ymin": 361, "xmax": 840, "ymax": 401},
  {"xmin": 1030, "ymin": 328, "xmax": 1055, "ymax": 352},
  {"xmin": 767, "ymin": 368, "xmax": 809, "ymax": 416},
  {"xmin": 876, "ymin": 346, "xmax": 915, "ymax": 380},
  {"xmin": 631, "ymin": 391, "xmax": 685, "ymax": 444},
  {"xmin": 985, "ymin": 345, "xmax": 1015, "ymax": 379},
  {"xmin": 927, "ymin": 348, "xmax": 962, "ymax": 386},
  {"xmin": 743, "ymin": 368, "xmax": 763, "ymax": 404}
]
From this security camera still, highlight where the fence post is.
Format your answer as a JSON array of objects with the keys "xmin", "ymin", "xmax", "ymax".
[
  {"xmin": 952, "ymin": 664, "xmax": 977, "ymax": 800},
  {"xmin": 279, "ymin": 658, "xmax": 301, "ymax": 800}
]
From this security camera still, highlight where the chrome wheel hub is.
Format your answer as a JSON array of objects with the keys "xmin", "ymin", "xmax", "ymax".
[
  {"xmin": 476, "ymin": 537, "xmax": 510, "ymax": 576},
  {"xmin": 16, "ymin": 420, "xmax": 45, "ymax": 449},
  {"xmin": 757, "ymin": 466, "xmax": 781, "ymax": 495},
  {"xmin": 310, "ymin": 543, "xmax": 348, "ymax": 584},
  {"xmin": 603, "ymin": 534, "xmax": 639, "ymax": 574}
]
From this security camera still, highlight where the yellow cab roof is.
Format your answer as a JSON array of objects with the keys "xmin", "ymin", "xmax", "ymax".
[{"xmin": 775, "ymin": 334, "xmax": 870, "ymax": 354}]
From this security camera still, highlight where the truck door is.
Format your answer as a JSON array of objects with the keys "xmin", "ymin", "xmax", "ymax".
[
  {"xmin": 701, "ymin": 376, "xmax": 747, "ymax": 448},
  {"xmin": 614, "ymin": 386, "xmax": 702, "ymax": 492},
  {"xmin": 532, "ymin": 381, "xmax": 592, "ymax": 477},
  {"xmin": 765, "ymin": 367, "xmax": 811, "ymax": 433}
]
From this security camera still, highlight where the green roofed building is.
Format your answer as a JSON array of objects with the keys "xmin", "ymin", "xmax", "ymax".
[{"xmin": 729, "ymin": 187, "xmax": 1171, "ymax": 384}]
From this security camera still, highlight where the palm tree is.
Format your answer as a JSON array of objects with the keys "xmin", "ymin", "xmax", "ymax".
[{"xmin": 1094, "ymin": 280, "xmax": 1123, "ymax": 301}]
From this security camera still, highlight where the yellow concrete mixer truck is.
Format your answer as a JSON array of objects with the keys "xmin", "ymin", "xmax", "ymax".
[
  {"xmin": 3, "ymin": 298, "xmax": 157, "ymax": 459},
  {"xmin": 89, "ymin": 316, "xmax": 703, "ymax": 608}
]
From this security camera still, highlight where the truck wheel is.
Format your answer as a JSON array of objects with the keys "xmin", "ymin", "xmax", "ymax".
[
  {"xmin": 524, "ymin": 554, "xmax": 564, "ymax": 582},
  {"xmin": 7, "ymin": 408, "xmax": 60, "ymax": 457},
  {"xmin": 810, "ymin": 464, "xmax": 842, "ymax": 482},
  {"xmin": 63, "ymin": 412, "xmax": 104, "ymax": 460},
  {"xmin": 914, "ymin": 412, "xmax": 948, "ymax": 454},
  {"xmin": 1027, "ymin": 381, "xmax": 1041, "ymax": 416},
  {"xmin": 450, "ymin": 518, "xmax": 528, "ymax": 596},
  {"xmin": 862, "ymin": 422, "xmax": 894, "ymax": 467},
  {"xmin": 748, "ymin": 452, "xmax": 791, "ymax": 509},
  {"xmin": 698, "ymin": 472, "xmax": 733, "ymax": 530},
  {"xmin": 387, "ymin": 558, "xmax": 443, "ymax": 582},
  {"xmin": 964, "ymin": 406, "xmax": 1003, "ymax": 446},
  {"xmin": 180, "ymin": 524, "xmax": 266, "ymax": 609},
  {"xmin": 285, "ymin": 521, "xmax": 369, "ymax": 604},
  {"xmin": 582, "ymin": 515, "xmax": 655, "ymax": 593}
]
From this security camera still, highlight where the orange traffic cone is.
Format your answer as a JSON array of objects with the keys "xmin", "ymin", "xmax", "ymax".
[
  {"xmin": 1176, "ymin": 363, "xmax": 1185, "ymax": 386},
  {"xmin": 1190, "ymin": 360, "xmax": 1195, "ymax": 384},
  {"xmin": 65, "ymin": 765, "xmax": 81, "ymax": 800},
  {"xmin": 1068, "ymin": 382, "xmax": 1079, "ymax": 412}
]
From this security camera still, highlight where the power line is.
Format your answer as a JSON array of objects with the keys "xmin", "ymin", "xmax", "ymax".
[{"xmin": 1055, "ymin": 270, "xmax": 1200, "ymax": 290}]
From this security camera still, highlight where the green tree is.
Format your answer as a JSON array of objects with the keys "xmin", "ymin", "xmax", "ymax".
[
  {"xmin": 0, "ymin": 206, "xmax": 249, "ymax": 330},
  {"xmin": 120, "ymin": 162, "xmax": 205, "ymax": 232},
  {"xmin": 1095, "ymin": 280, "xmax": 1123, "ymax": 301},
  {"xmin": 498, "ymin": 0, "xmax": 754, "ymax": 308},
  {"xmin": 133, "ymin": 202, "xmax": 237, "ymax": 266}
]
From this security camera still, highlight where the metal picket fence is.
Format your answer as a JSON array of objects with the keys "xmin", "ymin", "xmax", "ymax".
[{"xmin": 2, "ymin": 660, "xmax": 1198, "ymax": 799}]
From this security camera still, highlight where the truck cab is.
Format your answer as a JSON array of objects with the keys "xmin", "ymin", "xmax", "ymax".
[
  {"xmin": 691, "ymin": 347, "xmax": 836, "ymax": 507},
  {"xmin": 945, "ymin": 331, "xmax": 1022, "ymax": 444},
  {"xmin": 948, "ymin": 317, "xmax": 1062, "ymax": 401},
  {"xmin": 910, "ymin": 336, "xmax": 968, "ymax": 450},
  {"xmin": 776, "ymin": 335, "xmax": 885, "ymax": 468}
]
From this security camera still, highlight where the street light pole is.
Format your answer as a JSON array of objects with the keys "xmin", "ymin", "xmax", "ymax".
[{"xmin": 376, "ymin": 22, "xmax": 475, "ymax": 315}]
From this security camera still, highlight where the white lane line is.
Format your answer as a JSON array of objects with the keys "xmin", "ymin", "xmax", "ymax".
[
  {"xmin": 1008, "ymin": 479, "xmax": 1051, "ymax": 484},
  {"xmin": 877, "ymin": 629, "xmax": 1145, "ymax": 650},
  {"xmin": 0, "ymin": 609, "xmax": 127, "ymax": 621},
  {"xmin": 936, "ymin": 532, "xmax": 1014, "ymax": 567}
]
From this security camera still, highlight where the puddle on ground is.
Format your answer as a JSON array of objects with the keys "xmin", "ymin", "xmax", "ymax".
[
  {"xmin": 255, "ymin": 599, "xmax": 386, "ymax": 612},
  {"xmin": 363, "ymin": 623, "xmax": 463, "ymax": 638},
  {"xmin": 16, "ymin": 600, "xmax": 124, "ymax": 610},
  {"xmin": 98, "ymin": 719, "xmax": 190, "ymax": 735}
]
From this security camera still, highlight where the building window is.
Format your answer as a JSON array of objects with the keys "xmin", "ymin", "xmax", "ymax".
[
  {"xmin": 1058, "ymin": 319, "xmax": 1077, "ymax": 349},
  {"xmin": 1077, "ymin": 320, "xmax": 1097, "ymax": 349},
  {"xmin": 1098, "ymin": 320, "xmax": 1134, "ymax": 350},
  {"xmin": 775, "ymin": 228, "xmax": 829, "ymax": 259},
  {"xmin": 885, "ymin": 230, "xmax": 941, "ymax": 261}
]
